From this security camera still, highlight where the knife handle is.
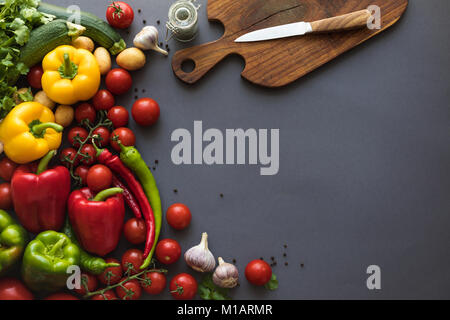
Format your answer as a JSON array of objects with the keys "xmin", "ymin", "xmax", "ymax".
[{"xmin": 310, "ymin": 9, "xmax": 372, "ymax": 33}]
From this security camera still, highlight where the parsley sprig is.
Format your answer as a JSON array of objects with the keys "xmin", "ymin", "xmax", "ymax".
[{"xmin": 0, "ymin": 0, "xmax": 54, "ymax": 118}]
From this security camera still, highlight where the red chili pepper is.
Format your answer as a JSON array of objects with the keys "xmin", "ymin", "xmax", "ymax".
[
  {"xmin": 68, "ymin": 187, "xmax": 125, "ymax": 256},
  {"xmin": 93, "ymin": 142, "xmax": 155, "ymax": 259},
  {"xmin": 111, "ymin": 174, "xmax": 141, "ymax": 219},
  {"xmin": 10, "ymin": 151, "xmax": 71, "ymax": 233}
]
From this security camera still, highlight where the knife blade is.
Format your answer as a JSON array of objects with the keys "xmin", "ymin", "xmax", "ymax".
[
  {"xmin": 235, "ymin": 22, "xmax": 312, "ymax": 43},
  {"xmin": 235, "ymin": 9, "xmax": 372, "ymax": 43}
]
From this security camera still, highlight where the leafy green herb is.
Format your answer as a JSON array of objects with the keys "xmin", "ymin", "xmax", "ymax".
[
  {"xmin": 264, "ymin": 273, "xmax": 279, "ymax": 291},
  {"xmin": 0, "ymin": 0, "xmax": 54, "ymax": 118},
  {"xmin": 198, "ymin": 274, "xmax": 232, "ymax": 300},
  {"xmin": 17, "ymin": 87, "xmax": 32, "ymax": 102}
]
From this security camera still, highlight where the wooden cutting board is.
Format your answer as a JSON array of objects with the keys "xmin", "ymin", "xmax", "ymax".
[{"xmin": 172, "ymin": 0, "xmax": 408, "ymax": 87}]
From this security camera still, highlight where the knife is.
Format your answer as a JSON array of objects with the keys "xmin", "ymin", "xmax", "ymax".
[{"xmin": 235, "ymin": 9, "xmax": 372, "ymax": 43}]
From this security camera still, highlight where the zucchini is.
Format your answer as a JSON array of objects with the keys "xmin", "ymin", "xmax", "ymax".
[
  {"xmin": 38, "ymin": 2, "xmax": 126, "ymax": 55},
  {"xmin": 19, "ymin": 20, "xmax": 86, "ymax": 68}
]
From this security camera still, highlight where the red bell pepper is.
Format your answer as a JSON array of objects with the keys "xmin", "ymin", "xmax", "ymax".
[
  {"xmin": 11, "ymin": 151, "xmax": 71, "ymax": 233},
  {"xmin": 68, "ymin": 187, "xmax": 125, "ymax": 257}
]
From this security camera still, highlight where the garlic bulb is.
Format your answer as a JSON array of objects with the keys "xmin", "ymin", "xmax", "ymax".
[
  {"xmin": 133, "ymin": 26, "xmax": 168, "ymax": 56},
  {"xmin": 213, "ymin": 257, "xmax": 239, "ymax": 289},
  {"xmin": 184, "ymin": 232, "xmax": 216, "ymax": 272}
]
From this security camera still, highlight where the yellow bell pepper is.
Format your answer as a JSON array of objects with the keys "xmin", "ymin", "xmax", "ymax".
[
  {"xmin": 42, "ymin": 45, "xmax": 100, "ymax": 105},
  {"xmin": 0, "ymin": 102, "xmax": 63, "ymax": 164}
]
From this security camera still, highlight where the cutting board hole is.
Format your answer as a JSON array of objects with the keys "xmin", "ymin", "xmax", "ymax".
[{"xmin": 181, "ymin": 59, "xmax": 196, "ymax": 73}]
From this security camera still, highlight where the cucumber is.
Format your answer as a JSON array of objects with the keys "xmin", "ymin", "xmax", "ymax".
[
  {"xmin": 38, "ymin": 2, "xmax": 126, "ymax": 55},
  {"xmin": 19, "ymin": 19, "xmax": 86, "ymax": 68}
]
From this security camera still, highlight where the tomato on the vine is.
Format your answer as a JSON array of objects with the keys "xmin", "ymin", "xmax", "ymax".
[
  {"xmin": 107, "ymin": 106, "xmax": 129, "ymax": 128},
  {"xmin": 245, "ymin": 260, "xmax": 272, "ymax": 286},
  {"xmin": 121, "ymin": 249, "xmax": 143, "ymax": 275},
  {"xmin": 141, "ymin": 272, "xmax": 166, "ymax": 295},
  {"xmin": 132, "ymin": 98, "xmax": 160, "ymax": 127},
  {"xmin": 60, "ymin": 148, "xmax": 79, "ymax": 167},
  {"xmin": 116, "ymin": 278, "xmax": 141, "ymax": 300},
  {"xmin": 123, "ymin": 218, "xmax": 146, "ymax": 245},
  {"xmin": 68, "ymin": 127, "xmax": 89, "ymax": 148},
  {"xmin": 74, "ymin": 273, "xmax": 98, "ymax": 296},
  {"xmin": 93, "ymin": 126, "xmax": 111, "ymax": 147},
  {"xmin": 80, "ymin": 144, "xmax": 96, "ymax": 166},
  {"xmin": 75, "ymin": 103, "xmax": 96, "ymax": 125},
  {"xmin": 27, "ymin": 65, "xmax": 43, "ymax": 89},
  {"xmin": 106, "ymin": 1, "xmax": 134, "ymax": 29},
  {"xmin": 106, "ymin": 69, "xmax": 132, "ymax": 95},
  {"xmin": 0, "ymin": 157, "xmax": 18, "ymax": 181},
  {"xmin": 98, "ymin": 258, "xmax": 123, "ymax": 285},
  {"xmin": 92, "ymin": 90, "xmax": 115, "ymax": 111},
  {"xmin": 74, "ymin": 165, "xmax": 90, "ymax": 186},
  {"xmin": 155, "ymin": 239, "xmax": 181, "ymax": 265},
  {"xmin": 0, "ymin": 183, "xmax": 12, "ymax": 210},
  {"xmin": 110, "ymin": 127, "xmax": 135, "ymax": 152},
  {"xmin": 87, "ymin": 165, "xmax": 112, "ymax": 193},
  {"xmin": 166, "ymin": 203, "xmax": 192, "ymax": 230},
  {"xmin": 0, "ymin": 278, "xmax": 34, "ymax": 300},
  {"xmin": 91, "ymin": 290, "xmax": 117, "ymax": 300},
  {"xmin": 170, "ymin": 273, "xmax": 197, "ymax": 300}
]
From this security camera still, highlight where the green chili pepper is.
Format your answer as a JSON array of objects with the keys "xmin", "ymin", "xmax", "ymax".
[
  {"xmin": 118, "ymin": 142, "xmax": 162, "ymax": 269},
  {"xmin": 62, "ymin": 216, "xmax": 119, "ymax": 275}
]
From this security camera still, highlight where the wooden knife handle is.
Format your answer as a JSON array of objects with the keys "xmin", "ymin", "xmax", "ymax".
[{"xmin": 310, "ymin": 9, "xmax": 372, "ymax": 33}]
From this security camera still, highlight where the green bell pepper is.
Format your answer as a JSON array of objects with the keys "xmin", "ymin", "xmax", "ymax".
[
  {"xmin": 0, "ymin": 210, "xmax": 28, "ymax": 276},
  {"xmin": 22, "ymin": 231, "xmax": 80, "ymax": 292}
]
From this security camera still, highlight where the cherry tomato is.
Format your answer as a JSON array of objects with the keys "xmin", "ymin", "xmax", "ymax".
[
  {"xmin": 107, "ymin": 106, "xmax": 129, "ymax": 128},
  {"xmin": 74, "ymin": 165, "xmax": 89, "ymax": 186},
  {"xmin": 169, "ymin": 273, "xmax": 197, "ymax": 300},
  {"xmin": 155, "ymin": 239, "xmax": 181, "ymax": 265},
  {"xmin": 93, "ymin": 90, "xmax": 115, "ymax": 111},
  {"xmin": 86, "ymin": 165, "xmax": 112, "ymax": 193},
  {"xmin": 68, "ymin": 126, "xmax": 89, "ymax": 148},
  {"xmin": 121, "ymin": 249, "xmax": 143, "ymax": 275},
  {"xmin": 106, "ymin": 69, "xmax": 132, "ymax": 95},
  {"xmin": 245, "ymin": 260, "xmax": 272, "ymax": 286},
  {"xmin": 91, "ymin": 290, "xmax": 117, "ymax": 300},
  {"xmin": 44, "ymin": 293, "xmax": 79, "ymax": 300},
  {"xmin": 75, "ymin": 103, "xmax": 96, "ymax": 125},
  {"xmin": 166, "ymin": 203, "xmax": 192, "ymax": 230},
  {"xmin": 123, "ymin": 218, "xmax": 146, "ymax": 245},
  {"xmin": 0, "ymin": 278, "xmax": 34, "ymax": 300},
  {"xmin": 80, "ymin": 144, "xmax": 96, "ymax": 166},
  {"xmin": 73, "ymin": 273, "xmax": 98, "ymax": 296},
  {"xmin": 0, "ymin": 157, "xmax": 18, "ymax": 181},
  {"xmin": 116, "ymin": 279, "xmax": 141, "ymax": 300},
  {"xmin": 110, "ymin": 127, "xmax": 136, "ymax": 152},
  {"xmin": 27, "ymin": 65, "xmax": 44, "ymax": 89},
  {"xmin": 132, "ymin": 98, "xmax": 160, "ymax": 127},
  {"xmin": 0, "ymin": 183, "xmax": 12, "ymax": 210},
  {"xmin": 98, "ymin": 258, "xmax": 123, "ymax": 286},
  {"xmin": 141, "ymin": 272, "xmax": 166, "ymax": 295},
  {"xmin": 106, "ymin": 1, "xmax": 134, "ymax": 29},
  {"xmin": 93, "ymin": 126, "xmax": 111, "ymax": 148},
  {"xmin": 60, "ymin": 148, "xmax": 79, "ymax": 167}
]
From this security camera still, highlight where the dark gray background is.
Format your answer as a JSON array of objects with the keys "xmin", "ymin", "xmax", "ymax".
[{"xmin": 47, "ymin": 0, "xmax": 449, "ymax": 299}]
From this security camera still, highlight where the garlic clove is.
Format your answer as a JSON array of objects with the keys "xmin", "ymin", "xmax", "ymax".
[
  {"xmin": 184, "ymin": 232, "xmax": 216, "ymax": 273},
  {"xmin": 213, "ymin": 257, "xmax": 239, "ymax": 289},
  {"xmin": 133, "ymin": 26, "xmax": 168, "ymax": 56}
]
